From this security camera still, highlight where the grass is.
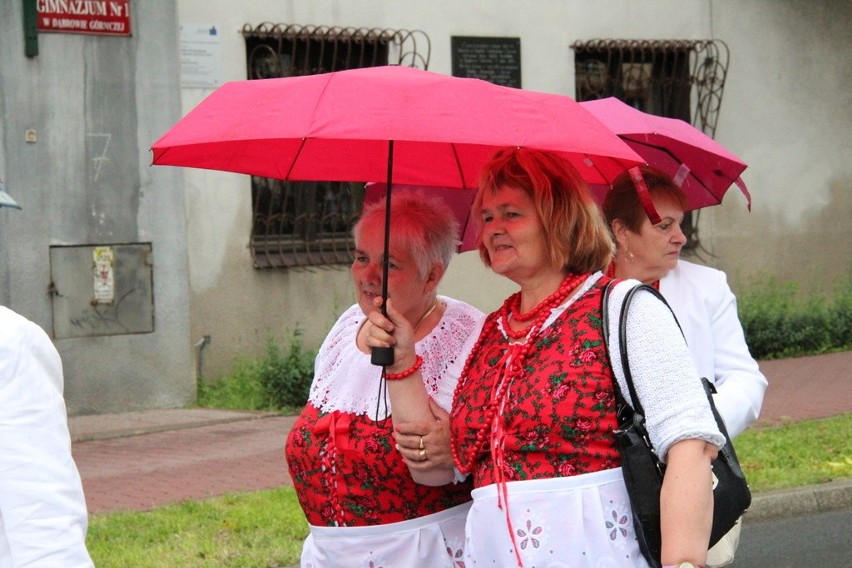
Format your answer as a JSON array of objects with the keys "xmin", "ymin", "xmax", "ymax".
[
  {"xmin": 85, "ymin": 413, "xmax": 851, "ymax": 567},
  {"xmin": 87, "ymin": 488, "xmax": 307, "ymax": 567},
  {"xmin": 735, "ymin": 413, "xmax": 851, "ymax": 492}
]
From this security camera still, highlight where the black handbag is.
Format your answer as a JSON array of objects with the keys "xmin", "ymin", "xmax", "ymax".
[{"xmin": 601, "ymin": 282, "xmax": 751, "ymax": 568}]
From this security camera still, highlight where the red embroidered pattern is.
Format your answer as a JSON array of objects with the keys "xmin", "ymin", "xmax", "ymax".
[
  {"xmin": 286, "ymin": 404, "xmax": 473, "ymax": 527},
  {"xmin": 450, "ymin": 279, "xmax": 621, "ymax": 488}
]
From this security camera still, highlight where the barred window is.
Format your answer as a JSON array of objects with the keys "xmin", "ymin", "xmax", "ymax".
[
  {"xmin": 242, "ymin": 24, "xmax": 431, "ymax": 269},
  {"xmin": 572, "ymin": 39, "xmax": 731, "ymax": 251}
]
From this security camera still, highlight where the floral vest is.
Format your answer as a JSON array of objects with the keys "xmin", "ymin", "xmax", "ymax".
[{"xmin": 451, "ymin": 280, "xmax": 621, "ymax": 487}]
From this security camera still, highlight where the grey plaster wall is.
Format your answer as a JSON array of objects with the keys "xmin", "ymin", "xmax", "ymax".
[
  {"xmin": 693, "ymin": 0, "xmax": 852, "ymax": 297},
  {"xmin": 6, "ymin": 0, "xmax": 843, "ymax": 408},
  {"xmin": 175, "ymin": 0, "xmax": 851, "ymax": 382},
  {"xmin": 0, "ymin": 2, "xmax": 194, "ymax": 414}
]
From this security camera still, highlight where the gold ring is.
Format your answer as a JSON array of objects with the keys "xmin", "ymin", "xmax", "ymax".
[
  {"xmin": 419, "ymin": 448, "xmax": 426, "ymax": 460},
  {"xmin": 419, "ymin": 436, "xmax": 425, "ymax": 450}
]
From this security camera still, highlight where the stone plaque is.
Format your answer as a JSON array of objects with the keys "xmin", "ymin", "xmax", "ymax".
[{"xmin": 451, "ymin": 36, "xmax": 521, "ymax": 88}]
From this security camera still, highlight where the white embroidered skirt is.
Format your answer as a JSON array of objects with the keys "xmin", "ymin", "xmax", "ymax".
[
  {"xmin": 465, "ymin": 468, "xmax": 651, "ymax": 567},
  {"xmin": 301, "ymin": 501, "xmax": 470, "ymax": 568}
]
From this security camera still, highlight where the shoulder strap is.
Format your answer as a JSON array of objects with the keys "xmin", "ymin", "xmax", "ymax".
[
  {"xmin": 601, "ymin": 280, "xmax": 632, "ymax": 420},
  {"xmin": 604, "ymin": 282, "xmax": 686, "ymax": 419}
]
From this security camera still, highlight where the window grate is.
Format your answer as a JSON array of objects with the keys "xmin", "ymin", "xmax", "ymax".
[
  {"xmin": 571, "ymin": 39, "xmax": 731, "ymax": 252},
  {"xmin": 241, "ymin": 24, "xmax": 431, "ymax": 269}
]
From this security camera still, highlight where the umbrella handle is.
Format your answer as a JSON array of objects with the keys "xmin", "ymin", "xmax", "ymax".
[
  {"xmin": 371, "ymin": 139, "xmax": 396, "ymax": 368},
  {"xmin": 371, "ymin": 346, "xmax": 394, "ymax": 366}
]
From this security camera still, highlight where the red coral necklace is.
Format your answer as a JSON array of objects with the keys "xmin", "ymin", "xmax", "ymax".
[{"xmin": 451, "ymin": 272, "xmax": 589, "ymax": 473}]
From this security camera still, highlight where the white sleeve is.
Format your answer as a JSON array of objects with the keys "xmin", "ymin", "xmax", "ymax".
[
  {"xmin": 706, "ymin": 277, "xmax": 768, "ymax": 437},
  {"xmin": 606, "ymin": 283, "xmax": 725, "ymax": 461},
  {"xmin": 0, "ymin": 310, "xmax": 94, "ymax": 567}
]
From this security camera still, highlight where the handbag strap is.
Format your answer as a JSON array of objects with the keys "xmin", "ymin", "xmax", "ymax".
[
  {"xmin": 602, "ymin": 281, "xmax": 683, "ymax": 420},
  {"xmin": 601, "ymin": 280, "xmax": 635, "ymax": 424}
]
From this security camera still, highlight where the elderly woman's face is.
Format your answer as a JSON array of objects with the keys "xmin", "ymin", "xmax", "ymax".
[
  {"xmin": 351, "ymin": 219, "xmax": 432, "ymax": 323},
  {"xmin": 622, "ymin": 194, "xmax": 687, "ymax": 277}
]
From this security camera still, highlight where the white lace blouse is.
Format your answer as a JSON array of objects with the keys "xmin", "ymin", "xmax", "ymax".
[{"xmin": 308, "ymin": 296, "xmax": 485, "ymax": 418}]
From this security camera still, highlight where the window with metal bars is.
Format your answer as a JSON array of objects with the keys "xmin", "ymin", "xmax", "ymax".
[
  {"xmin": 572, "ymin": 39, "xmax": 731, "ymax": 252},
  {"xmin": 242, "ymin": 24, "xmax": 431, "ymax": 269}
]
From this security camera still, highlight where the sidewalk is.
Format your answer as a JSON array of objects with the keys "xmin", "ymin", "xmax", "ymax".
[{"xmin": 70, "ymin": 351, "xmax": 852, "ymax": 518}]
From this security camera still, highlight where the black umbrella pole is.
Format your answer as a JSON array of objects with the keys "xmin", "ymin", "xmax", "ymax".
[{"xmin": 371, "ymin": 140, "xmax": 395, "ymax": 367}]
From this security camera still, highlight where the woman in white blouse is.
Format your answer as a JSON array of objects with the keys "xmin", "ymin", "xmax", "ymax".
[{"xmin": 602, "ymin": 164, "xmax": 767, "ymax": 439}]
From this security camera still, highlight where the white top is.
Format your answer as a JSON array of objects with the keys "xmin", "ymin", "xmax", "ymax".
[
  {"xmin": 308, "ymin": 296, "xmax": 485, "ymax": 418},
  {"xmin": 661, "ymin": 260, "xmax": 768, "ymax": 437},
  {"xmin": 553, "ymin": 275, "xmax": 725, "ymax": 461},
  {"xmin": 0, "ymin": 307, "xmax": 94, "ymax": 568}
]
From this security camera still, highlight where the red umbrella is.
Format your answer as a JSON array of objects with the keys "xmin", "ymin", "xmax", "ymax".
[
  {"xmin": 151, "ymin": 66, "xmax": 642, "ymax": 363},
  {"xmin": 152, "ymin": 66, "xmax": 640, "ymax": 187},
  {"xmin": 364, "ymin": 183, "xmax": 477, "ymax": 253},
  {"xmin": 579, "ymin": 97, "xmax": 751, "ymax": 213}
]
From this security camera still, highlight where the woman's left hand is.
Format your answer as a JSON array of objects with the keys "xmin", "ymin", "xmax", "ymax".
[{"xmin": 394, "ymin": 398, "xmax": 454, "ymax": 470}]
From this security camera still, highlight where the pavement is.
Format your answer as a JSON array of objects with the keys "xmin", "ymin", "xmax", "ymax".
[{"xmin": 69, "ymin": 351, "xmax": 851, "ymax": 521}]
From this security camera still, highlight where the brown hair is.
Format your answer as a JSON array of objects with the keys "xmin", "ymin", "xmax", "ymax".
[
  {"xmin": 473, "ymin": 147, "xmax": 614, "ymax": 274},
  {"xmin": 602, "ymin": 165, "xmax": 688, "ymax": 232}
]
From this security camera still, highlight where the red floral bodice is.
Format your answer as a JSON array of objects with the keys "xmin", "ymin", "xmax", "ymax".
[
  {"xmin": 450, "ymin": 280, "xmax": 621, "ymax": 487},
  {"xmin": 286, "ymin": 403, "xmax": 473, "ymax": 527}
]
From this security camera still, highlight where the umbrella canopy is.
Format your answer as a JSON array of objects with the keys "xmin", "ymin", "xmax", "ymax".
[
  {"xmin": 151, "ymin": 66, "xmax": 643, "ymax": 365},
  {"xmin": 151, "ymin": 65, "xmax": 641, "ymax": 188},
  {"xmin": 579, "ymin": 97, "xmax": 751, "ymax": 212}
]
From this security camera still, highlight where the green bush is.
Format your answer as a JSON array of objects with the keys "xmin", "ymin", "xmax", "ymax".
[
  {"xmin": 197, "ymin": 357, "xmax": 269, "ymax": 411},
  {"xmin": 258, "ymin": 334, "xmax": 315, "ymax": 408},
  {"xmin": 831, "ymin": 281, "xmax": 852, "ymax": 347},
  {"xmin": 739, "ymin": 275, "xmax": 852, "ymax": 360},
  {"xmin": 198, "ymin": 331, "xmax": 316, "ymax": 412}
]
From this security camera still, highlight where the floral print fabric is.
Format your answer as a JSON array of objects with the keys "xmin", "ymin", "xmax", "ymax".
[
  {"xmin": 451, "ymin": 280, "xmax": 621, "ymax": 487},
  {"xmin": 287, "ymin": 404, "xmax": 472, "ymax": 526}
]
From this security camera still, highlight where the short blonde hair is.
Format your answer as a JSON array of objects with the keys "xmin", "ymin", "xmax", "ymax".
[{"xmin": 354, "ymin": 191, "xmax": 460, "ymax": 279}]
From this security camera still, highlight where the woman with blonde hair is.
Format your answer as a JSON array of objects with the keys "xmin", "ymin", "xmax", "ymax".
[{"xmin": 285, "ymin": 191, "xmax": 484, "ymax": 567}]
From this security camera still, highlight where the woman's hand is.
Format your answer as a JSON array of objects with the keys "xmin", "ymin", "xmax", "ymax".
[
  {"xmin": 393, "ymin": 398, "xmax": 456, "ymax": 486},
  {"xmin": 365, "ymin": 297, "xmax": 417, "ymax": 374}
]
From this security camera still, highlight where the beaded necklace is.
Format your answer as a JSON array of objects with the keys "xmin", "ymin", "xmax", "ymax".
[
  {"xmin": 450, "ymin": 272, "xmax": 589, "ymax": 474},
  {"xmin": 500, "ymin": 272, "xmax": 589, "ymax": 339},
  {"xmin": 450, "ymin": 271, "xmax": 590, "ymax": 567}
]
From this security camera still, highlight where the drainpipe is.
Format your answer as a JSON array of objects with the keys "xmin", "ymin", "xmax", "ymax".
[{"xmin": 194, "ymin": 335, "xmax": 212, "ymax": 396}]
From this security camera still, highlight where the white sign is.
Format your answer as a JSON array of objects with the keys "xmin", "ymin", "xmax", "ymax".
[
  {"xmin": 92, "ymin": 246, "xmax": 115, "ymax": 304},
  {"xmin": 180, "ymin": 23, "xmax": 222, "ymax": 89}
]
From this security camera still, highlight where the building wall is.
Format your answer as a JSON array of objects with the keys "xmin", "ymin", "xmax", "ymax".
[
  {"xmin": 2, "ymin": 1, "xmax": 847, "ymax": 414},
  {"xmin": 692, "ymin": 0, "xmax": 852, "ymax": 295},
  {"xmin": 0, "ymin": 2, "xmax": 195, "ymax": 414},
  {"xmin": 175, "ymin": 0, "xmax": 851, "ymax": 382}
]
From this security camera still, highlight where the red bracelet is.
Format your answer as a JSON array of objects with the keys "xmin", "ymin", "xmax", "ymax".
[{"xmin": 385, "ymin": 355, "xmax": 423, "ymax": 381}]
